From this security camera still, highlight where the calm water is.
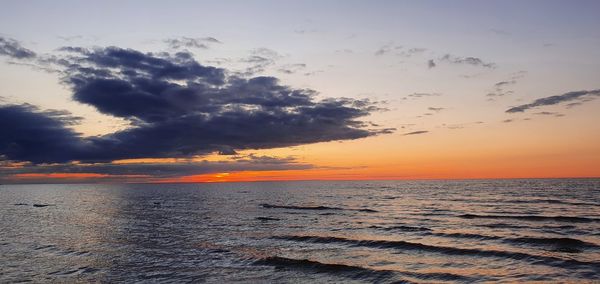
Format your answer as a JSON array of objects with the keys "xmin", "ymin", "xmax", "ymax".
[{"xmin": 1, "ymin": 179, "xmax": 599, "ymax": 283}]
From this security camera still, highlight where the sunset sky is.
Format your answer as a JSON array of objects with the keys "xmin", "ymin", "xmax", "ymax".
[{"xmin": 1, "ymin": 0, "xmax": 599, "ymax": 183}]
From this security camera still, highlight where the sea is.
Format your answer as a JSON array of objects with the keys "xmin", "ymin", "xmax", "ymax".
[{"xmin": 1, "ymin": 179, "xmax": 599, "ymax": 283}]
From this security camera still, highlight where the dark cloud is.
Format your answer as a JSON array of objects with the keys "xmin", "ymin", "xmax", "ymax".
[
  {"xmin": 0, "ymin": 154, "xmax": 312, "ymax": 183},
  {"xmin": 164, "ymin": 37, "xmax": 222, "ymax": 50},
  {"xmin": 0, "ymin": 37, "xmax": 36, "ymax": 59},
  {"xmin": 440, "ymin": 54, "xmax": 496, "ymax": 69},
  {"xmin": 427, "ymin": 59, "xmax": 436, "ymax": 69},
  {"xmin": 428, "ymin": 107, "xmax": 444, "ymax": 112},
  {"xmin": 402, "ymin": 130, "xmax": 428, "ymax": 136},
  {"xmin": 0, "ymin": 104, "xmax": 86, "ymax": 163},
  {"xmin": 494, "ymin": 80, "xmax": 517, "ymax": 87},
  {"xmin": 0, "ymin": 45, "xmax": 392, "ymax": 164},
  {"xmin": 506, "ymin": 89, "xmax": 600, "ymax": 113}
]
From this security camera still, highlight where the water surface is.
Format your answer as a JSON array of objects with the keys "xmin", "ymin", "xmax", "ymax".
[{"xmin": 1, "ymin": 179, "xmax": 599, "ymax": 282}]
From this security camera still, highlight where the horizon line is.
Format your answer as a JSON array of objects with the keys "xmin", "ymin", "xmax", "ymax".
[{"xmin": 2, "ymin": 176, "xmax": 599, "ymax": 186}]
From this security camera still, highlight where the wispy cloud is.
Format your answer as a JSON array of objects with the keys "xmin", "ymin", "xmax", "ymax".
[
  {"xmin": 0, "ymin": 37, "xmax": 36, "ymax": 59},
  {"xmin": 439, "ymin": 54, "xmax": 496, "ymax": 69},
  {"xmin": 375, "ymin": 43, "xmax": 426, "ymax": 57},
  {"xmin": 490, "ymin": 29, "xmax": 510, "ymax": 36},
  {"xmin": 428, "ymin": 107, "xmax": 445, "ymax": 112},
  {"xmin": 506, "ymin": 89, "xmax": 600, "ymax": 113},
  {"xmin": 164, "ymin": 36, "xmax": 221, "ymax": 50},
  {"xmin": 487, "ymin": 71, "xmax": 527, "ymax": 100},
  {"xmin": 439, "ymin": 121, "xmax": 484, "ymax": 130},
  {"xmin": 534, "ymin": 111, "xmax": 564, "ymax": 117},
  {"xmin": 402, "ymin": 130, "xmax": 429, "ymax": 136},
  {"xmin": 402, "ymin": 92, "xmax": 442, "ymax": 100},
  {"xmin": 240, "ymin": 48, "xmax": 282, "ymax": 76},
  {"xmin": 278, "ymin": 63, "xmax": 307, "ymax": 74}
]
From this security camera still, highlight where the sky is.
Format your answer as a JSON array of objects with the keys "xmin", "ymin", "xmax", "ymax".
[{"xmin": 1, "ymin": 0, "xmax": 599, "ymax": 183}]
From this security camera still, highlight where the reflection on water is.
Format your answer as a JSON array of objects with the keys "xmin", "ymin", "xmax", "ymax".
[{"xmin": 1, "ymin": 179, "xmax": 599, "ymax": 282}]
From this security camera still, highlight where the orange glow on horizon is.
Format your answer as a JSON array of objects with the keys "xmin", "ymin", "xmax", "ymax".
[{"xmin": 152, "ymin": 167, "xmax": 599, "ymax": 184}]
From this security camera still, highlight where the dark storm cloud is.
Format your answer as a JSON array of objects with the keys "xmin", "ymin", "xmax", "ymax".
[
  {"xmin": 506, "ymin": 89, "xmax": 600, "ymax": 113},
  {"xmin": 164, "ymin": 37, "xmax": 222, "ymax": 49},
  {"xmin": 0, "ymin": 45, "xmax": 393, "ymax": 164},
  {"xmin": 0, "ymin": 37, "xmax": 36, "ymax": 59},
  {"xmin": 0, "ymin": 104, "xmax": 86, "ymax": 163},
  {"xmin": 440, "ymin": 54, "xmax": 496, "ymax": 69},
  {"xmin": 402, "ymin": 130, "xmax": 428, "ymax": 136}
]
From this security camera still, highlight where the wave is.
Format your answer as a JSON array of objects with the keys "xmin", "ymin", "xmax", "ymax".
[
  {"xmin": 260, "ymin": 203, "xmax": 378, "ymax": 213},
  {"xmin": 370, "ymin": 225, "xmax": 432, "ymax": 232},
  {"xmin": 505, "ymin": 199, "xmax": 599, "ymax": 207},
  {"xmin": 254, "ymin": 256, "xmax": 398, "ymax": 282},
  {"xmin": 367, "ymin": 224, "xmax": 599, "ymax": 253},
  {"xmin": 256, "ymin": 217, "xmax": 281, "ymax": 221},
  {"xmin": 48, "ymin": 266, "xmax": 98, "ymax": 276},
  {"xmin": 459, "ymin": 214, "xmax": 597, "ymax": 223},
  {"xmin": 254, "ymin": 256, "xmax": 470, "ymax": 282},
  {"xmin": 428, "ymin": 232, "xmax": 597, "ymax": 252},
  {"xmin": 476, "ymin": 223, "xmax": 530, "ymax": 229},
  {"xmin": 272, "ymin": 235, "xmax": 600, "ymax": 270},
  {"xmin": 429, "ymin": 232, "xmax": 501, "ymax": 241},
  {"xmin": 506, "ymin": 237, "xmax": 599, "ymax": 253}
]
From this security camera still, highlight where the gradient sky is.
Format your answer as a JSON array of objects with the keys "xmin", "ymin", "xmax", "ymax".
[{"xmin": 1, "ymin": 0, "xmax": 599, "ymax": 183}]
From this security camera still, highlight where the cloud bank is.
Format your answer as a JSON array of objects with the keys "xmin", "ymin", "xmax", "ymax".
[{"xmin": 0, "ymin": 37, "xmax": 393, "ymax": 165}]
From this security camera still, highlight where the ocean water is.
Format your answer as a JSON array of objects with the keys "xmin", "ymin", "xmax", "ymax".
[{"xmin": 1, "ymin": 179, "xmax": 599, "ymax": 283}]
